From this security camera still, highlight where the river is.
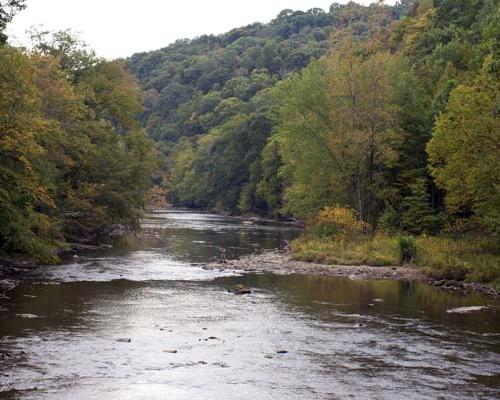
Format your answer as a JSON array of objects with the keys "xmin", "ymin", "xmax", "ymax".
[{"xmin": 0, "ymin": 209, "xmax": 499, "ymax": 399}]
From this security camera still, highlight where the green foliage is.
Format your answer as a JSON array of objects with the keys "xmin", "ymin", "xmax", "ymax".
[
  {"xmin": 0, "ymin": 32, "xmax": 157, "ymax": 262},
  {"xmin": 401, "ymin": 178, "xmax": 443, "ymax": 234},
  {"xmin": 127, "ymin": 3, "xmax": 401, "ymax": 214},
  {"xmin": 273, "ymin": 45, "xmax": 407, "ymax": 222},
  {"xmin": 377, "ymin": 206, "xmax": 400, "ymax": 232},
  {"xmin": 255, "ymin": 140, "xmax": 283, "ymax": 217},
  {"xmin": 399, "ymin": 235, "xmax": 417, "ymax": 265},
  {"xmin": 427, "ymin": 61, "xmax": 500, "ymax": 234}
]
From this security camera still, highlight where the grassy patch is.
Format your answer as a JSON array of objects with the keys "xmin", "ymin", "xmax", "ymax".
[
  {"xmin": 292, "ymin": 233, "xmax": 500, "ymax": 289},
  {"xmin": 415, "ymin": 235, "xmax": 500, "ymax": 287},
  {"xmin": 292, "ymin": 233, "xmax": 400, "ymax": 266}
]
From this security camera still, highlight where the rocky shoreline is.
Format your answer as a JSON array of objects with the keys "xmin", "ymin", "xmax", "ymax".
[{"xmin": 206, "ymin": 250, "xmax": 499, "ymax": 299}]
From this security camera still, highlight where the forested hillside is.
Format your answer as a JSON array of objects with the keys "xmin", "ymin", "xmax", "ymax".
[
  {"xmin": 0, "ymin": 5, "xmax": 157, "ymax": 262},
  {"xmin": 127, "ymin": 1, "xmax": 408, "ymax": 210},
  {"xmin": 129, "ymin": 0, "xmax": 499, "ymax": 286}
]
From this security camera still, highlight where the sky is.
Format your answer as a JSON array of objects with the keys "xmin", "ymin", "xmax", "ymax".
[{"xmin": 7, "ymin": 0, "xmax": 397, "ymax": 59}]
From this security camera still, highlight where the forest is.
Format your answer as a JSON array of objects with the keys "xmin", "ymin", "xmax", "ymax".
[
  {"xmin": 128, "ymin": 0, "xmax": 499, "ymax": 287},
  {"xmin": 0, "ymin": 1, "xmax": 157, "ymax": 262},
  {"xmin": 1, "ymin": 0, "xmax": 499, "ymax": 287}
]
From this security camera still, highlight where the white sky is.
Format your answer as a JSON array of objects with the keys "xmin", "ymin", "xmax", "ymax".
[{"xmin": 7, "ymin": 0, "xmax": 396, "ymax": 59}]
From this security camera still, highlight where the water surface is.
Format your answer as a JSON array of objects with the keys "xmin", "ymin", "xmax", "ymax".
[{"xmin": 0, "ymin": 210, "xmax": 499, "ymax": 399}]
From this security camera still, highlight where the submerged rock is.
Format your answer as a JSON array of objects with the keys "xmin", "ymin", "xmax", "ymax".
[
  {"xmin": 446, "ymin": 306, "xmax": 491, "ymax": 314},
  {"xmin": 229, "ymin": 284, "xmax": 252, "ymax": 295}
]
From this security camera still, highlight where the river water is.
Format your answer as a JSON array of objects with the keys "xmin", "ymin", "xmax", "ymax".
[{"xmin": 0, "ymin": 210, "xmax": 499, "ymax": 399}]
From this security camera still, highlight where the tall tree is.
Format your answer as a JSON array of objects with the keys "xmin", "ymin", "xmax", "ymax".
[{"xmin": 427, "ymin": 59, "xmax": 500, "ymax": 234}]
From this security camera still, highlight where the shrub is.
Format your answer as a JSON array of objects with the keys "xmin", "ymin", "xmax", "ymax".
[
  {"xmin": 399, "ymin": 235, "xmax": 417, "ymax": 265},
  {"xmin": 377, "ymin": 206, "xmax": 400, "ymax": 233},
  {"xmin": 309, "ymin": 206, "xmax": 369, "ymax": 239}
]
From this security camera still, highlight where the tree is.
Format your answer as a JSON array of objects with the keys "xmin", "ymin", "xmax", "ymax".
[
  {"xmin": 29, "ymin": 29, "xmax": 98, "ymax": 82},
  {"xmin": 401, "ymin": 178, "xmax": 442, "ymax": 234},
  {"xmin": 427, "ymin": 60, "xmax": 500, "ymax": 234},
  {"xmin": 273, "ymin": 39, "xmax": 401, "ymax": 222},
  {"xmin": 0, "ymin": 0, "xmax": 26, "ymax": 45},
  {"xmin": 256, "ymin": 140, "xmax": 284, "ymax": 217},
  {"xmin": 0, "ymin": 47, "xmax": 57, "ymax": 260},
  {"xmin": 0, "ymin": 31, "xmax": 158, "ymax": 261}
]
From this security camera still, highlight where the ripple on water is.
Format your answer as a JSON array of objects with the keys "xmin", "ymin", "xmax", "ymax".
[{"xmin": 32, "ymin": 251, "xmax": 241, "ymax": 283}]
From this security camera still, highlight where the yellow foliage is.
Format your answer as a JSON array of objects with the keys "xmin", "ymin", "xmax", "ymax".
[{"xmin": 312, "ymin": 206, "xmax": 369, "ymax": 237}]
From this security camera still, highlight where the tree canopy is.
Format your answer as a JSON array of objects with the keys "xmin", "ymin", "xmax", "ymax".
[{"xmin": 0, "ymin": 31, "xmax": 157, "ymax": 261}]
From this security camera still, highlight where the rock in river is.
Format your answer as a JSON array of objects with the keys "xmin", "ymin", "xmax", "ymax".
[
  {"xmin": 229, "ymin": 284, "xmax": 252, "ymax": 295},
  {"xmin": 446, "ymin": 306, "xmax": 491, "ymax": 314}
]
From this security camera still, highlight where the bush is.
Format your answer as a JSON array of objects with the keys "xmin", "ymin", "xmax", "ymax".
[
  {"xmin": 399, "ymin": 235, "xmax": 417, "ymax": 265},
  {"xmin": 377, "ymin": 206, "xmax": 400, "ymax": 232},
  {"xmin": 309, "ymin": 206, "xmax": 369, "ymax": 239}
]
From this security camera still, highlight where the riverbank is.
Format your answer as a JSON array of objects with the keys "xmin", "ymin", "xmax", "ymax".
[
  {"xmin": 0, "ymin": 258, "xmax": 33, "ymax": 299},
  {"xmin": 0, "ymin": 241, "xmax": 115, "ymax": 297},
  {"xmin": 207, "ymin": 250, "xmax": 499, "ymax": 299}
]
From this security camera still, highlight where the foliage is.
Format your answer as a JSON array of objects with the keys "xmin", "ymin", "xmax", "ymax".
[
  {"xmin": 127, "ymin": 2, "xmax": 401, "ymax": 214},
  {"xmin": 0, "ymin": 31, "xmax": 157, "ymax": 262},
  {"xmin": 427, "ymin": 62, "xmax": 500, "ymax": 234},
  {"xmin": 2, "ymin": 0, "xmax": 499, "ymax": 282},
  {"xmin": 401, "ymin": 178, "xmax": 443, "ymax": 234},
  {"xmin": 310, "ymin": 206, "xmax": 369, "ymax": 239},
  {"xmin": 415, "ymin": 235, "xmax": 500, "ymax": 286},
  {"xmin": 273, "ymin": 45, "xmax": 408, "ymax": 221},
  {"xmin": 377, "ymin": 206, "xmax": 400, "ymax": 232},
  {"xmin": 399, "ymin": 235, "xmax": 417, "ymax": 265}
]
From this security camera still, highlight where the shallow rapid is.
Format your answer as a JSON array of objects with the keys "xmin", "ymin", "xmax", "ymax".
[{"xmin": 0, "ymin": 210, "xmax": 499, "ymax": 399}]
